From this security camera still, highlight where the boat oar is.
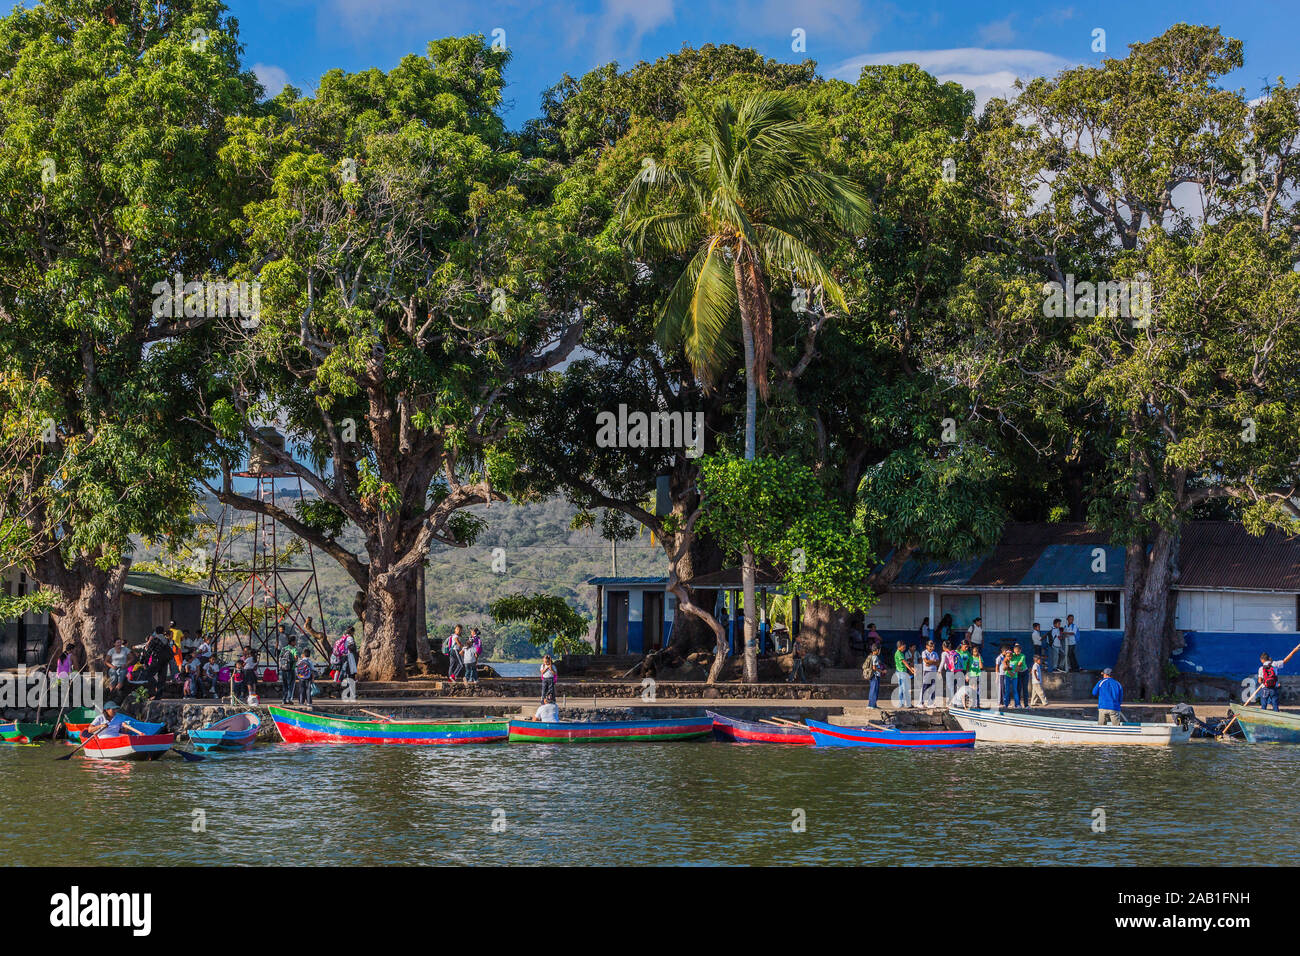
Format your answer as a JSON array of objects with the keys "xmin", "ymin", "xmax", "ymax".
[
  {"xmin": 360, "ymin": 709, "xmax": 393, "ymax": 723},
  {"xmin": 171, "ymin": 748, "xmax": 205, "ymax": 762},
  {"xmin": 763, "ymin": 717, "xmax": 807, "ymax": 728},
  {"xmin": 56, "ymin": 727, "xmax": 98, "ymax": 760},
  {"xmin": 52, "ymin": 662, "xmax": 93, "ymax": 740},
  {"xmin": 1218, "ymin": 639, "xmax": 1300, "ymax": 739}
]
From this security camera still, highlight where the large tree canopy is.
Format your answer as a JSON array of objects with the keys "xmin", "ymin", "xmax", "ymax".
[
  {"xmin": 206, "ymin": 36, "xmax": 586, "ymax": 680},
  {"xmin": 0, "ymin": 0, "xmax": 257, "ymax": 662}
]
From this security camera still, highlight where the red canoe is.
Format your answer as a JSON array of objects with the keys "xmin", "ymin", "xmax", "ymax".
[
  {"xmin": 708, "ymin": 711, "xmax": 815, "ymax": 744},
  {"xmin": 81, "ymin": 733, "xmax": 175, "ymax": 760}
]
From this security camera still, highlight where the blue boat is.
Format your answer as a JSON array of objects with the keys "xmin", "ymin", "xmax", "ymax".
[
  {"xmin": 189, "ymin": 712, "xmax": 262, "ymax": 751},
  {"xmin": 804, "ymin": 718, "xmax": 975, "ymax": 749},
  {"xmin": 1228, "ymin": 704, "xmax": 1300, "ymax": 743}
]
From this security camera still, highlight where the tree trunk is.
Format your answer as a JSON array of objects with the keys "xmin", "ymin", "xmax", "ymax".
[
  {"xmin": 358, "ymin": 571, "xmax": 413, "ymax": 682},
  {"xmin": 738, "ymin": 305, "xmax": 759, "ymax": 682},
  {"xmin": 37, "ymin": 556, "xmax": 128, "ymax": 671},
  {"xmin": 401, "ymin": 564, "xmax": 433, "ymax": 671},
  {"xmin": 799, "ymin": 599, "xmax": 851, "ymax": 665},
  {"xmin": 1115, "ymin": 527, "xmax": 1180, "ymax": 700}
]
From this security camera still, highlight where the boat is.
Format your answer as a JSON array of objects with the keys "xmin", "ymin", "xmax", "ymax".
[
  {"xmin": 948, "ymin": 706, "xmax": 1192, "ymax": 745},
  {"xmin": 707, "ymin": 710, "xmax": 814, "ymax": 744},
  {"xmin": 268, "ymin": 705, "xmax": 509, "ymax": 745},
  {"xmin": 804, "ymin": 718, "xmax": 975, "ymax": 748},
  {"xmin": 189, "ymin": 712, "xmax": 262, "ymax": 751},
  {"xmin": 60, "ymin": 707, "xmax": 99, "ymax": 742},
  {"xmin": 81, "ymin": 731, "xmax": 176, "ymax": 760},
  {"xmin": 508, "ymin": 716, "xmax": 713, "ymax": 743},
  {"xmin": 1227, "ymin": 704, "xmax": 1300, "ymax": 743},
  {"xmin": 0, "ymin": 721, "xmax": 55, "ymax": 741}
]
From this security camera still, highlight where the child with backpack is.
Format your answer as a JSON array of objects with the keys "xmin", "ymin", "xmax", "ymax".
[
  {"xmin": 1258, "ymin": 652, "xmax": 1283, "ymax": 711},
  {"xmin": 279, "ymin": 636, "xmax": 298, "ymax": 704},
  {"xmin": 333, "ymin": 628, "xmax": 358, "ymax": 700},
  {"xmin": 295, "ymin": 649, "xmax": 315, "ymax": 706}
]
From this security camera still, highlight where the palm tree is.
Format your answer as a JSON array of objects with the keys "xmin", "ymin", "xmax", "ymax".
[{"xmin": 619, "ymin": 92, "xmax": 869, "ymax": 682}]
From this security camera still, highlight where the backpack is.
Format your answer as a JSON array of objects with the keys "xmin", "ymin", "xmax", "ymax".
[
  {"xmin": 295, "ymin": 658, "xmax": 313, "ymax": 680},
  {"xmin": 279, "ymin": 647, "xmax": 297, "ymax": 671},
  {"xmin": 1262, "ymin": 664, "xmax": 1278, "ymax": 689},
  {"xmin": 333, "ymin": 636, "xmax": 350, "ymax": 662}
]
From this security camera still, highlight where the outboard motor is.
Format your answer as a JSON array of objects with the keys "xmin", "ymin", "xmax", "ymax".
[{"xmin": 1169, "ymin": 702, "xmax": 1197, "ymax": 731}]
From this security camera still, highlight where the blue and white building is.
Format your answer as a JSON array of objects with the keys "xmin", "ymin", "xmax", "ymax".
[{"xmin": 589, "ymin": 522, "xmax": 1300, "ymax": 678}]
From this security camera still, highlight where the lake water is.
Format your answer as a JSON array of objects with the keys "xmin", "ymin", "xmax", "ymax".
[{"xmin": 2, "ymin": 738, "xmax": 1294, "ymax": 865}]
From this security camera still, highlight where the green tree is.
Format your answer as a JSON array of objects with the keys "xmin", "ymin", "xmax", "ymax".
[
  {"xmin": 489, "ymin": 594, "xmax": 591, "ymax": 656},
  {"xmin": 618, "ymin": 91, "xmax": 869, "ymax": 681},
  {"xmin": 0, "ymin": 0, "xmax": 257, "ymax": 663},
  {"xmin": 963, "ymin": 25, "xmax": 1300, "ymax": 695},
  {"xmin": 207, "ymin": 37, "xmax": 585, "ymax": 681}
]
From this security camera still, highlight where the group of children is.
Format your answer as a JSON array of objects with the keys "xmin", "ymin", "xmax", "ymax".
[
  {"xmin": 442, "ymin": 624, "xmax": 483, "ymax": 683},
  {"xmin": 863, "ymin": 633, "xmax": 1054, "ymax": 710}
]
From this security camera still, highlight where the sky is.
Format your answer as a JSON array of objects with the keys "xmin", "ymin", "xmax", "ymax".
[{"xmin": 226, "ymin": 0, "xmax": 1300, "ymax": 127}]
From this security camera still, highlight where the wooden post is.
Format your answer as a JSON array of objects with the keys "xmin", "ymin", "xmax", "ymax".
[{"xmin": 594, "ymin": 585, "xmax": 604, "ymax": 655}]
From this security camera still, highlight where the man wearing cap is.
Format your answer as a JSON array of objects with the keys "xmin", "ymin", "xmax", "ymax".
[{"xmin": 1092, "ymin": 668, "xmax": 1125, "ymax": 725}]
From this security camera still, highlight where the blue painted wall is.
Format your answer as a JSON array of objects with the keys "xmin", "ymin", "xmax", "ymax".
[{"xmin": 1173, "ymin": 632, "xmax": 1298, "ymax": 679}]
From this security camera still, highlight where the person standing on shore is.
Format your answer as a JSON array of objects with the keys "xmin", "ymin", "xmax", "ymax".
[
  {"xmin": 940, "ymin": 639, "xmax": 961, "ymax": 703},
  {"xmin": 918, "ymin": 618, "xmax": 930, "ymax": 643},
  {"xmin": 1064, "ymin": 614, "xmax": 1079, "ymax": 672},
  {"xmin": 960, "ymin": 639, "xmax": 982, "ymax": 708},
  {"xmin": 920, "ymin": 639, "xmax": 940, "ymax": 705},
  {"xmin": 996, "ymin": 647, "xmax": 1013, "ymax": 708},
  {"xmin": 1049, "ymin": 618, "xmax": 1065, "ymax": 672},
  {"xmin": 445, "ymin": 625, "xmax": 464, "ymax": 682},
  {"xmin": 279, "ymin": 636, "xmax": 299, "ymax": 704},
  {"xmin": 1029, "ymin": 653, "xmax": 1049, "ymax": 707},
  {"xmin": 336, "ymin": 628, "xmax": 359, "ymax": 700},
  {"xmin": 540, "ymin": 654, "xmax": 557, "ymax": 704},
  {"xmin": 1092, "ymin": 667, "xmax": 1125, "ymax": 725},
  {"xmin": 936, "ymin": 613, "xmax": 953, "ymax": 646},
  {"xmin": 1010, "ymin": 643, "xmax": 1028, "ymax": 708},
  {"xmin": 462, "ymin": 636, "xmax": 479, "ymax": 684},
  {"xmin": 295, "ymin": 648, "xmax": 314, "ymax": 706},
  {"xmin": 1030, "ymin": 622, "xmax": 1044, "ymax": 662},
  {"xmin": 863, "ymin": 643, "xmax": 884, "ymax": 708},
  {"xmin": 241, "ymin": 648, "xmax": 259, "ymax": 703},
  {"xmin": 1257, "ymin": 652, "xmax": 1283, "ymax": 711},
  {"xmin": 894, "ymin": 640, "xmax": 915, "ymax": 708}
]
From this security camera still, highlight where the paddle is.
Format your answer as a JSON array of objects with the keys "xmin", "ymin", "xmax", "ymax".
[
  {"xmin": 360, "ymin": 709, "xmax": 392, "ymax": 723},
  {"xmin": 171, "ymin": 748, "xmax": 205, "ymax": 762},
  {"xmin": 1218, "ymin": 640, "xmax": 1300, "ymax": 739},
  {"xmin": 57, "ymin": 722, "xmax": 105, "ymax": 760}
]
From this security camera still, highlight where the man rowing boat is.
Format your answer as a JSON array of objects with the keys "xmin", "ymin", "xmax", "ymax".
[{"xmin": 86, "ymin": 702, "xmax": 142, "ymax": 739}]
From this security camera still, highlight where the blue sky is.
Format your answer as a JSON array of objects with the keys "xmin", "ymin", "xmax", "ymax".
[{"xmin": 227, "ymin": 0, "xmax": 1300, "ymax": 127}]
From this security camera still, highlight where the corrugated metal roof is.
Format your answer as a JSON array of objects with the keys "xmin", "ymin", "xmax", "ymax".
[
  {"xmin": 1017, "ymin": 544, "xmax": 1126, "ymax": 588},
  {"xmin": 123, "ymin": 571, "xmax": 212, "ymax": 597},
  {"xmin": 1177, "ymin": 522, "xmax": 1300, "ymax": 591},
  {"xmin": 587, "ymin": 576, "xmax": 668, "ymax": 587}
]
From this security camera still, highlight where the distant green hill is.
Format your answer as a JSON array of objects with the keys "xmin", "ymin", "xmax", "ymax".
[{"xmin": 138, "ymin": 495, "xmax": 666, "ymax": 661}]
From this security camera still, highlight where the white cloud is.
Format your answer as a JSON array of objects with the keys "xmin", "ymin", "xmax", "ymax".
[
  {"xmin": 976, "ymin": 16, "xmax": 1017, "ymax": 46},
  {"xmin": 252, "ymin": 63, "xmax": 291, "ymax": 99},
  {"xmin": 830, "ymin": 47, "xmax": 1078, "ymax": 109}
]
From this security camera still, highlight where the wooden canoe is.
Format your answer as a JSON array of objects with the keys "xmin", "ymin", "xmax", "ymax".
[
  {"xmin": 189, "ymin": 712, "xmax": 262, "ymax": 751},
  {"xmin": 948, "ymin": 706, "xmax": 1191, "ymax": 745},
  {"xmin": 805, "ymin": 718, "xmax": 975, "ymax": 749},
  {"xmin": 507, "ymin": 716, "xmax": 713, "ymax": 743},
  {"xmin": 268, "ymin": 705, "xmax": 508, "ymax": 745},
  {"xmin": 707, "ymin": 711, "xmax": 814, "ymax": 745},
  {"xmin": 1228, "ymin": 704, "xmax": 1300, "ymax": 743},
  {"xmin": 81, "ymin": 732, "xmax": 175, "ymax": 760}
]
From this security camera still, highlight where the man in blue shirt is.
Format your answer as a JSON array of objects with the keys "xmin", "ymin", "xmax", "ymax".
[{"xmin": 1092, "ymin": 668, "xmax": 1125, "ymax": 725}]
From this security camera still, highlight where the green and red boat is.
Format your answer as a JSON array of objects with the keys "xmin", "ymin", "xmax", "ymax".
[
  {"xmin": 268, "ymin": 706, "xmax": 508, "ymax": 745},
  {"xmin": 507, "ymin": 716, "xmax": 713, "ymax": 743},
  {"xmin": 0, "ymin": 720, "xmax": 55, "ymax": 742}
]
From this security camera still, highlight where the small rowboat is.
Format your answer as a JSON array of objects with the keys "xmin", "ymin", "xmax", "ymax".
[
  {"xmin": 82, "ymin": 732, "xmax": 175, "ymax": 760},
  {"xmin": 1228, "ymin": 704, "xmax": 1300, "ymax": 743},
  {"xmin": 708, "ymin": 711, "xmax": 814, "ymax": 745},
  {"xmin": 948, "ymin": 706, "xmax": 1192, "ymax": 746},
  {"xmin": 189, "ymin": 713, "xmax": 262, "ymax": 751},
  {"xmin": 268, "ymin": 705, "xmax": 508, "ymax": 745},
  {"xmin": 60, "ymin": 708, "xmax": 98, "ymax": 742},
  {"xmin": 507, "ymin": 716, "xmax": 713, "ymax": 743},
  {"xmin": 805, "ymin": 718, "xmax": 975, "ymax": 748},
  {"xmin": 0, "ymin": 721, "xmax": 55, "ymax": 741}
]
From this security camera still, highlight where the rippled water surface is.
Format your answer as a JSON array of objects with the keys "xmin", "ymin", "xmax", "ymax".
[{"xmin": 2, "ymin": 739, "xmax": 1295, "ymax": 865}]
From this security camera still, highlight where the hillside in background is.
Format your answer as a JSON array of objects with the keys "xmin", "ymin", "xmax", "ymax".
[{"xmin": 139, "ymin": 494, "xmax": 667, "ymax": 660}]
